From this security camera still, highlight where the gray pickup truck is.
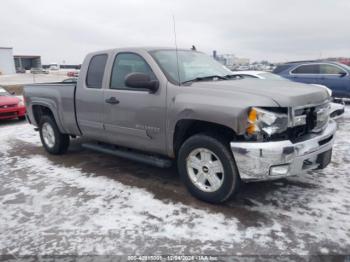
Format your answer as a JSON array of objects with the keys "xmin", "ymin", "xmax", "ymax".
[{"xmin": 24, "ymin": 47, "xmax": 337, "ymax": 203}]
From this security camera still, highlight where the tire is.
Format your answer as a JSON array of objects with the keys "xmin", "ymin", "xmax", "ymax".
[
  {"xmin": 177, "ymin": 134, "xmax": 240, "ymax": 204},
  {"xmin": 39, "ymin": 115, "xmax": 70, "ymax": 155}
]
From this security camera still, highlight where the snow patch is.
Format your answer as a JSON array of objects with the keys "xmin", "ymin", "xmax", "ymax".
[{"xmin": 1, "ymin": 109, "xmax": 350, "ymax": 255}]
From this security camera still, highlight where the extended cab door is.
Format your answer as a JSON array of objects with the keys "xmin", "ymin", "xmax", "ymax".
[
  {"xmin": 75, "ymin": 53, "xmax": 108, "ymax": 140},
  {"xmin": 102, "ymin": 51, "xmax": 167, "ymax": 155}
]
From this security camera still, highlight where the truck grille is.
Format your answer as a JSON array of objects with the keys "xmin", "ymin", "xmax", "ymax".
[
  {"xmin": 0, "ymin": 112, "xmax": 17, "ymax": 117},
  {"xmin": 257, "ymin": 102, "xmax": 330, "ymax": 143}
]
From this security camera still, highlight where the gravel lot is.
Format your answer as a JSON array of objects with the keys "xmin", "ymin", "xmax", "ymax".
[
  {"xmin": 0, "ymin": 71, "xmax": 70, "ymax": 86},
  {"xmin": 0, "ymin": 108, "xmax": 349, "ymax": 257}
]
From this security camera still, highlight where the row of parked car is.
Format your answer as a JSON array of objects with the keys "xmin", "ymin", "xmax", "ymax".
[
  {"xmin": 1, "ymin": 59, "xmax": 349, "ymax": 123},
  {"xmin": 232, "ymin": 60, "xmax": 350, "ymax": 98}
]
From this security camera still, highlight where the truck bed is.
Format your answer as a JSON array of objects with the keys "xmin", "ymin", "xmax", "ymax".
[{"xmin": 24, "ymin": 82, "xmax": 81, "ymax": 136}]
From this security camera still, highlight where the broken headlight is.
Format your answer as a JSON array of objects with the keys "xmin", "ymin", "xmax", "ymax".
[{"xmin": 246, "ymin": 107, "xmax": 288, "ymax": 137}]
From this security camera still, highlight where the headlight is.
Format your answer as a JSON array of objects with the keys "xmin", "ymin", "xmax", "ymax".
[
  {"xmin": 18, "ymin": 100, "xmax": 24, "ymax": 107},
  {"xmin": 247, "ymin": 107, "xmax": 288, "ymax": 137}
]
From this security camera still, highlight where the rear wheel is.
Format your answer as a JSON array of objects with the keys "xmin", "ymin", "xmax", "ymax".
[
  {"xmin": 177, "ymin": 134, "xmax": 240, "ymax": 203},
  {"xmin": 39, "ymin": 115, "xmax": 70, "ymax": 155}
]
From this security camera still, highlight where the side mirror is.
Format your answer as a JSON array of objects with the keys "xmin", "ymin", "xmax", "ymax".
[
  {"xmin": 125, "ymin": 73, "xmax": 159, "ymax": 93},
  {"xmin": 10, "ymin": 91, "xmax": 16, "ymax": 95}
]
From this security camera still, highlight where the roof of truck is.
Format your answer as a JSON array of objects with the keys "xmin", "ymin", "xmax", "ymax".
[{"xmin": 88, "ymin": 47, "xmax": 196, "ymax": 54}]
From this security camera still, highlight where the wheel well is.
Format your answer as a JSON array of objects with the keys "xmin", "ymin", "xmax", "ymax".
[
  {"xmin": 32, "ymin": 105, "xmax": 55, "ymax": 125},
  {"xmin": 173, "ymin": 119, "xmax": 236, "ymax": 156}
]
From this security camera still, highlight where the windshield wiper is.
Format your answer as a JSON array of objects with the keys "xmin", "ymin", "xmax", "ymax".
[{"xmin": 181, "ymin": 75, "xmax": 228, "ymax": 85}]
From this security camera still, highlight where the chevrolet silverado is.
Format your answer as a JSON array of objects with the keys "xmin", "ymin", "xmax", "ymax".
[{"xmin": 24, "ymin": 47, "xmax": 337, "ymax": 203}]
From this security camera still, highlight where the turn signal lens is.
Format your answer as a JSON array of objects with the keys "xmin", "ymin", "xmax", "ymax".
[
  {"xmin": 246, "ymin": 124, "xmax": 256, "ymax": 134},
  {"xmin": 248, "ymin": 108, "xmax": 257, "ymax": 123},
  {"xmin": 247, "ymin": 108, "xmax": 258, "ymax": 135}
]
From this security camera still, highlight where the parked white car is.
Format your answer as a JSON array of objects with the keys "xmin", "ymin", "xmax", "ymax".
[
  {"xmin": 49, "ymin": 63, "xmax": 60, "ymax": 70},
  {"xmin": 230, "ymin": 71, "xmax": 345, "ymax": 119}
]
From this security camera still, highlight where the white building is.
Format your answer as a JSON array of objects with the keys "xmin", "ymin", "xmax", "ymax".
[
  {"xmin": 215, "ymin": 53, "xmax": 250, "ymax": 68},
  {"xmin": 0, "ymin": 47, "xmax": 16, "ymax": 75},
  {"xmin": 235, "ymin": 57, "xmax": 250, "ymax": 66},
  {"xmin": 222, "ymin": 54, "xmax": 237, "ymax": 67}
]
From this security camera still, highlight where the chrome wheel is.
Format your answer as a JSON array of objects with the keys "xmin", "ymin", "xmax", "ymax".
[
  {"xmin": 42, "ymin": 122, "xmax": 55, "ymax": 148},
  {"xmin": 186, "ymin": 148, "xmax": 224, "ymax": 192}
]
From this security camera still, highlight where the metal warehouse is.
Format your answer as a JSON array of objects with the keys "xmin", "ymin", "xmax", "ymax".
[
  {"xmin": 0, "ymin": 47, "xmax": 16, "ymax": 75},
  {"xmin": 14, "ymin": 55, "xmax": 41, "ymax": 70}
]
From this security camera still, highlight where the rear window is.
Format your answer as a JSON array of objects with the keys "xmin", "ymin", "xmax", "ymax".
[
  {"xmin": 319, "ymin": 64, "xmax": 346, "ymax": 74},
  {"xmin": 273, "ymin": 64, "xmax": 291, "ymax": 74},
  {"xmin": 86, "ymin": 54, "xmax": 108, "ymax": 89}
]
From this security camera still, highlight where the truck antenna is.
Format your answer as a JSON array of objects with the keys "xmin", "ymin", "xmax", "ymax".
[{"xmin": 172, "ymin": 14, "xmax": 181, "ymax": 85}]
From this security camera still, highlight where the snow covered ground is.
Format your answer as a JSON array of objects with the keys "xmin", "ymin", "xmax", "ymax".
[{"xmin": 0, "ymin": 109, "xmax": 350, "ymax": 257}]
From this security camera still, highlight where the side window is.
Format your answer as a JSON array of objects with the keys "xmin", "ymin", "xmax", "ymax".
[
  {"xmin": 292, "ymin": 64, "xmax": 320, "ymax": 74},
  {"xmin": 273, "ymin": 64, "xmax": 291, "ymax": 74},
  {"xmin": 86, "ymin": 54, "xmax": 108, "ymax": 89},
  {"xmin": 110, "ymin": 53, "xmax": 156, "ymax": 90},
  {"xmin": 320, "ymin": 64, "xmax": 345, "ymax": 74}
]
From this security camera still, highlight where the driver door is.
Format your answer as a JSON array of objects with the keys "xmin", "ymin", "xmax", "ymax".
[{"xmin": 103, "ymin": 52, "xmax": 167, "ymax": 154}]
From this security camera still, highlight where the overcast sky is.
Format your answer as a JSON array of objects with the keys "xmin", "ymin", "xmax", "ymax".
[{"xmin": 1, "ymin": 0, "xmax": 349, "ymax": 64}]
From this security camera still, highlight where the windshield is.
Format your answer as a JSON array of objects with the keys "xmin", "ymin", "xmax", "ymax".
[
  {"xmin": 257, "ymin": 72, "xmax": 286, "ymax": 80},
  {"xmin": 150, "ymin": 50, "xmax": 232, "ymax": 84},
  {"xmin": 0, "ymin": 88, "xmax": 9, "ymax": 96}
]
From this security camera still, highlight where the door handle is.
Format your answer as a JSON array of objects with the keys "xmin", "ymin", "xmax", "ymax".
[{"xmin": 105, "ymin": 97, "xmax": 120, "ymax": 104}]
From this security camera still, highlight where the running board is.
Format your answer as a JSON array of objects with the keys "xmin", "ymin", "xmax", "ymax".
[{"xmin": 82, "ymin": 143, "xmax": 172, "ymax": 168}]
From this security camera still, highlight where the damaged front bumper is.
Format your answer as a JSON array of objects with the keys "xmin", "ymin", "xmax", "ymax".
[{"xmin": 230, "ymin": 120, "xmax": 337, "ymax": 182}]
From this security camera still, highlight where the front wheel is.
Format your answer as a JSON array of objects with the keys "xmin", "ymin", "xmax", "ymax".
[
  {"xmin": 177, "ymin": 134, "xmax": 240, "ymax": 204},
  {"xmin": 39, "ymin": 115, "xmax": 70, "ymax": 155}
]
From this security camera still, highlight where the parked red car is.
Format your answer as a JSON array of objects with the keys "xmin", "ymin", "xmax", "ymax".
[
  {"xmin": 67, "ymin": 71, "xmax": 79, "ymax": 77},
  {"xmin": 0, "ymin": 86, "xmax": 26, "ymax": 120}
]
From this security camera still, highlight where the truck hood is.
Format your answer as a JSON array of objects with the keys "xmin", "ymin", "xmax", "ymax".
[
  {"xmin": 190, "ymin": 79, "xmax": 330, "ymax": 107},
  {"xmin": 0, "ymin": 96, "xmax": 20, "ymax": 106}
]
